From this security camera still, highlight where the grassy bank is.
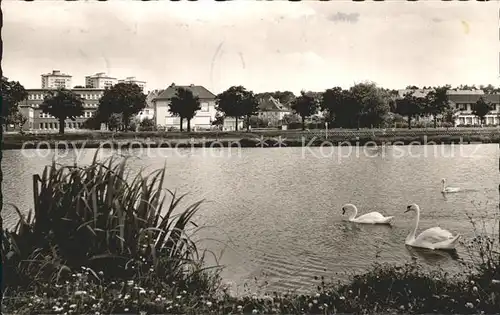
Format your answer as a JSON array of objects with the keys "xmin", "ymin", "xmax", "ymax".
[
  {"xmin": 2, "ymin": 153, "xmax": 499, "ymax": 314},
  {"xmin": 2, "ymin": 133, "xmax": 500, "ymax": 150}
]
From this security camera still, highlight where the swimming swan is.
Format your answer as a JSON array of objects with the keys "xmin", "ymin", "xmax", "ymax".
[
  {"xmin": 341, "ymin": 204, "xmax": 394, "ymax": 224},
  {"xmin": 441, "ymin": 178, "xmax": 460, "ymax": 193},
  {"xmin": 404, "ymin": 204, "xmax": 460, "ymax": 250}
]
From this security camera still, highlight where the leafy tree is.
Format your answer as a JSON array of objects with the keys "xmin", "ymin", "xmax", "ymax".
[
  {"xmin": 39, "ymin": 89, "xmax": 84, "ymax": 134},
  {"xmin": 97, "ymin": 83, "xmax": 146, "ymax": 129},
  {"xmin": 291, "ymin": 90, "xmax": 319, "ymax": 130},
  {"xmin": 394, "ymin": 92, "xmax": 425, "ymax": 129},
  {"xmin": 349, "ymin": 82, "xmax": 390, "ymax": 128},
  {"xmin": 473, "ymin": 97, "xmax": 492, "ymax": 125},
  {"xmin": 107, "ymin": 113, "xmax": 123, "ymax": 132},
  {"xmin": 216, "ymin": 86, "xmax": 257, "ymax": 131},
  {"xmin": 320, "ymin": 87, "xmax": 343, "ymax": 124},
  {"xmin": 211, "ymin": 112, "xmax": 224, "ymax": 128},
  {"xmin": 139, "ymin": 118, "xmax": 156, "ymax": 131},
  {"xmin": 169, "ymin": 87, "xmax": 201, "ymax": 132},
  {"xmin": 424, "ymin": 86, "xmax": 450, "ymax": 128},
  {"xmin": 442, "ymin": 107, "xmax": 458, "ymax": 126},
  {"xmin": 1, "ymin": 77, "xmax": 28, "ymax": 130},
  {"xmin": 241, "ymin": 91, "xmax": 259, "ymax": 131}
]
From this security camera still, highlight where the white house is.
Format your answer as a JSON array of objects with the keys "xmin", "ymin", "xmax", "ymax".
[
  {"xmin": 153, "ymin": 83, "xmax": 218, "ymax": 130},
  {"xmin": 256, "ymin": 95, "xmax": 291, "ymax": 126}
]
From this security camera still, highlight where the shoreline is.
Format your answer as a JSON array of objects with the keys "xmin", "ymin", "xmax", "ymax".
[{"xmin": 2, "ymin": 134, "xmax": 499, "ymax": 150}]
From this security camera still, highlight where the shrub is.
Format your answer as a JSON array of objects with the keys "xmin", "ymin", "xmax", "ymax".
[{"xmin": 2, "ymin": 150, "xmax": 221, "ymax": 293}]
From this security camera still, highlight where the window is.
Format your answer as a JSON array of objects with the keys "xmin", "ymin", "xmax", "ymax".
[{"xmin": 201, "ymin": 102, "xmax": 209, "ymax": 112}]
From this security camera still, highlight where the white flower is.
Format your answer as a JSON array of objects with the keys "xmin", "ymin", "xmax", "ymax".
[
  {"xmin": 315, "ymin": 293, "xmax": 320, "ymax": 297},
  {"xmin": 176, "ymin": 295, "xmax": 182, "ymax": 299},
  {"xmin": 465, "ymin": 302, "xmax": 474, "ymax": 308},
  {"xmin": 340, "ymin": 296, "xmax": 345, "ymax": 300},
  {"xmin": 206, "ymin": 301, "xmax": 212, "ymax": 307},
  {"xmin": 308, "ymin": 303, "xmax": 313, "ymax": 308},
  {"xmin": 252, "ymin": 310, "xmax": 258, "ymax": 314},
  {"xmin": 124, "ymin": 308, "xmax": 129, "ymax": 312},
  {"xmin": 124, "ymin": 294, "xmax": 131, "ymax": 300},
  {"xmin": 139, "ymin": 289, "xmax": 146, "ymax": 295},
  {"xmin": 182, "ymin": 290, "xmax": 187, "ymax": 294},
  {"xmin": 473, "ymin": 286, "xmax": 478, "ymax": 292},
  {"xmin": 69, "ymin": 304, "xmax": 77, "ymax": 309},
  {"xmin": 74, "ymin": 290, "xmax": 87, "ymax": 296},
  {"xmin": 313, "ymin": 299, "xmax": 318, "ymax": 304},
  {"xmin": 237, "ymin": 305, "xmax": 243, "ymax": 310}
]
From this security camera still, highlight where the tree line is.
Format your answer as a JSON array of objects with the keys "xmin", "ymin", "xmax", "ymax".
[{"xmin": 2, "ymin": 76, "xmax": 498, "ymax": 134}]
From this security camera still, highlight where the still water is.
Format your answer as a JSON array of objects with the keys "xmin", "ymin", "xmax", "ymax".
[{"xmin": 2, "ymin": 144, "xmax": 499, "ymax": 294}]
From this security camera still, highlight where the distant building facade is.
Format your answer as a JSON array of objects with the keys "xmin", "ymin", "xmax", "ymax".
[
  {"xmin": 41, "ymin": 70, "xmax": 72, "ymax": 89},
  {"xmin": 18, "ymin": 88, "xmax": 104, "ymax": 131},
  {"xmin": 396, "ymin": 88, "xmax": 500, "ymax": 126},
  {"xmin": 153, "ymin": 83, "xmax": 218, "ymax": 130},
  {"xmin": 118, "ymin": 76, "xmax": 146, "ymax": 91},
  {"xmin": 256, "ymin": 95, "xmax": 291, "ymax": 126},
  {"xmin": 85, "ymin": 72, "xmax": 117, "ymax": 89}
]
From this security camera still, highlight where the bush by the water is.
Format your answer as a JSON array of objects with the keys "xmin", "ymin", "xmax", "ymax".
[{"xmin": 2, "ymin": 152, "xmax": 499, "ymax": 314}]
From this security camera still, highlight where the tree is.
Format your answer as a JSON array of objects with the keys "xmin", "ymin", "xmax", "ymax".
[
  {"xmin": 1, "ymin": 77, "xmax": 28, "ymax": 130},
  {"xmin": 349, "ymin": 82, "xmax": 390, "ymax": 128},
  {"xmin": 291, "ymin": 90, "xmax": 319, "ymax": 130},
  {"xmin": 139, "ymin": 118, "xmax": 156, "ymax": 131},
  {"xmin": 39, "ymin": 89, "xmax": 84, "ymax": 134},
  {"xmin": 241, "ymin": 91, "xmax": 259, "ymax": 131},
  {"xmin": 216, "ymin": 86, "xmax": 257, "ymax": 131},
  {"xmin": 107, "ymin": 113, "xmax": 123, "ymax": 131},
  {"xmin": 473, "ymin": 97, "xmax": 492, "ymax": 125},
  {"xmin": 320, "ymin": 87, "xmax": 344, "ymax": 124},
  {"xmin": 442, "ymin": 107, "xmax": 458, "ymax": 126},
  {"xmin": 211, "ymin": 112, "xmax": 224, "ymax": 129},
  {"xmin": 424, "ymin": 86, "xmax": 450, "ymax": 128},
  {"xmin": 97, "ymin": 83, "xmax": 146, "ymax": 130},
  {"xmin": 169, "ymin": 87, "xmax": 201, "ymax": 132},
  {"xmin": 394, "ymin": 92, "xmax": 425, "ymax": 129}
]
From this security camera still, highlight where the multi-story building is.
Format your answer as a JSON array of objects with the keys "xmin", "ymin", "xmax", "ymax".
[
  {"xmin": 396, "ymin": 88, "xmax": 500, "ymax": 126},
  {"xmin": 447, "ymin": 90, "xmax": 500, "ymax": 126},
  {"xmin": 153, "ymin": 83, "xmax": 220, "ymax": 130},
  {"xmin": 41, "ymin": 70, "xmax": 72, "ymax": 89},
  {"xmin": 85, "ymin": 72, "xmax": 117, "ymax": 89},
  {"xmin": 118, "ymin": 76, "xmax": 146, "ymax": 91},
  {"xmin": 18, "ymin": 88, "xmax": 104, "ymax": 131}
]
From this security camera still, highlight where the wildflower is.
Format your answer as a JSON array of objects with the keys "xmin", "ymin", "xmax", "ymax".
[
  {"xmin": 206, "ymin": 301, "xmax": 213, "ymax": 307},
  {"xmin": 339, "ymin": 296, "xmax": 345, "ymax": 300},
  {"xmin": 155, "ymin": 298, "xmax": 161, "ymax": 302},
  {"xmin": 139, "ymin": 289, "xmax": 146, "ymax": 295},
  {"xmin": 127, "ymin": 280, "xmax": 134, "ymax": 286},
  {"xmin": 182, "ymin": 290, "xmax": 187, "ymax": 294},
  {"xmin": 400, "ymin": 305, "xmax": 405, "ymax": 310},
  {"xmin": 237, "ymin": 305, "xmax": 243, "ymax": 310},
  {"xmin": 470, "ymin": 280, "xmax": 475, "ymax": 285},
  {"xmin": 313, "ymin": 299, "xmax": 318, "ymax": 304},
  {"xmin": 323, "ymin": 303, "xmax": 328, "ymax": 308},
  {"xmin": 124, "ymin": 294, "xmax": 131, "ymax": 300},
  {"xmin": 124, "ymin": 308, "xmax": 129, "ymax": 312},
  {"xmin": 465, "ymin": 302, "xmax": 474, "ymax": 308},
  {"xmin": 95, "ymin": 312, "xmax": 100, "ymax": 315},
  {"xmin": 308, "ymin": 302, "xmax": 313, "ymax": 308},
  {"xmin": 69, "ymin": 304, "xmax": 77, "ymax": 309},
  {"xmin": 315, "ymin": 293, "xmax": 320, "ymax": 297},
  {"xmin": 76, "ymin": 273, "xmax": 82, "ymax": 277},
  {"xmin": 74, "ymin": 290, "xmax": 87, "ymax": 296},
  {"xmin": 473, "ymin": 286, "xmax": 478, "ymax": 292},
  {"xmin": 176, "ymin": 295, "xmax": 182, "ymax": 299},
  {"xmin": 252, "ymin": 310, "xmax": 258, "ymax": 314},
  {"xmin": 149, "ymin": 290, "xmax": 155, "ymax": 294}
]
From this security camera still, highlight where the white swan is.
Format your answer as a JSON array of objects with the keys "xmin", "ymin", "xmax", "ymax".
[
  {"xmin": 404, "ymin": 204, "xmax": 460, "ymax": 250},
  {"xmin": 341, "ymin": 204, "xmax": 394, "ymax": 224},
  {"xmin": 441, "ymin": 178, "xmax": 460, "ymax": 193}
]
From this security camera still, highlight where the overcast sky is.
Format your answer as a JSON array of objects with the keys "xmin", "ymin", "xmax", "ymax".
[{"xmin": 3, "ymin": 1, "xmax": 499, "ymax": 94}]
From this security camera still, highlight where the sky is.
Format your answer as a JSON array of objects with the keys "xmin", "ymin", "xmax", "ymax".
[{"xmin": 3, "ymin": 0, "xmax": 500, "ymax": 95}]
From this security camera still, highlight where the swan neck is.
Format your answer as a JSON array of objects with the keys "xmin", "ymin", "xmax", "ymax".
[
  {"xmin": 349, "ymin": 206, "xmax": 358, "ymax": 220},
  {"xmin": 410, "ymin": 208, "xmax": 420, "ymax": 240}
]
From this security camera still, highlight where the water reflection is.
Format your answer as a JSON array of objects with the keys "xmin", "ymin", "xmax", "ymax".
[{"xmin": 405, "ymin": 245, "xmax": 460, "ymax": 265}]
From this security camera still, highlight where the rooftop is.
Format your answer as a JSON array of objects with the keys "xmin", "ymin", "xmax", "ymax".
[
  {"xmin": 258, "ymin": 95, "xmax": 289, "ymax": 112},
  {"xmin": 155, "ymin": 83, "xmax": 216, "ymax": 100},
  {"xmin": 41, "ymin": 70, "xmax": 71, "ymax": 77}
]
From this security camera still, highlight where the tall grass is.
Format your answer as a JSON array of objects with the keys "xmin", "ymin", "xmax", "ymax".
[{"xmin": 2, "ymin": 150, "xmax": 221, "ymax": 294}]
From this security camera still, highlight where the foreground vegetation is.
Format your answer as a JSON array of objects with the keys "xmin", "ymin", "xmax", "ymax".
[{"xmin": 2, "ymin": 152, "xmax": 499, "ymax": 314}]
